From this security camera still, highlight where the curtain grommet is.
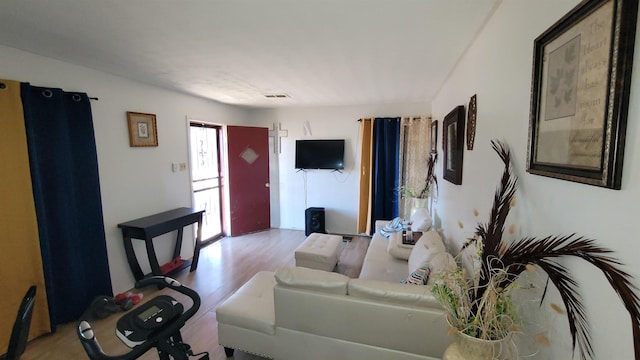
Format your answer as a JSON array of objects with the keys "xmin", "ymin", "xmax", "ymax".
[
  {"xmin": 0, "ymin": 82, "xmax": 6, "ymax": 90},
  {"xmin": 42, "ymin": 90, "xmax": 53, "ymax": 98},
  {"xmin": 72, "ymin": 94, "xmax": 82, "ymax": 102}
]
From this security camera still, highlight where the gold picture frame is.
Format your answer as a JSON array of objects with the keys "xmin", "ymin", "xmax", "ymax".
[
  {"xmin": 527, "ymin": 0, "xmax": 637, "ymax": 189},
  {"xmin": 127, "ymin": 112, "xmax": 158, "ymax": 147}
]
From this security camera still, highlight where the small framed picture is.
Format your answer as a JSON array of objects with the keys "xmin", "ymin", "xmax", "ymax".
[
  {"xmin": 430, "ymin": 120, "xmax": 438, "ymax": 154},
  {"xmin": 127, "ymin": 112, "xmax": 158, "ymax": 147}
]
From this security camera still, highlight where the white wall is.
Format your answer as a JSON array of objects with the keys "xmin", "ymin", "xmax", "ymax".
[
  {"xmin": 248, "ymin": 103, "xmax": 431, "ymax": 235},
  {"xmin": 432, "ymin": 1, "xmax": 640, "ymax": 358},
  {"xmin": 0, "ymin": 45, "xmax": 251, "ymax": 294}
]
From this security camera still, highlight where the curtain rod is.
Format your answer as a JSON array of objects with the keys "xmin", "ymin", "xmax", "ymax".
[
  {"xmin": 0, "ymin": 82, "xmax": 99, "ymax": 101},
  {"xmin": 357, "ymin": 116, "xmax": 431, "ymax": 122}
]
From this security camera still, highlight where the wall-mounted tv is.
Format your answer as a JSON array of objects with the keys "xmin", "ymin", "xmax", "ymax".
[{"xmin": 295, "ymin": 139, "xmax": 345, "ymax": 170}]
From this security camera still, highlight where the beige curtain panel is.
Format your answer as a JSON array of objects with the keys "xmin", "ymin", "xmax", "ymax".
[{"xmin": 399, "ymin": 116, "xmax": 432, "ymax": 218}]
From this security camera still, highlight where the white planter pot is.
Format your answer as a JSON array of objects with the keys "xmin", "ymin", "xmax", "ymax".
[
  {"xmin": 442, "ymin": 331, "xmax": 514, "ymax": 360},
  {"xmin": 409, "ymin": 197, "xmax": 429, "ymax": 218}
]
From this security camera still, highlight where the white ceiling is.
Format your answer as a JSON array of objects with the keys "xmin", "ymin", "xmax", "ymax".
[{"xmin": 0, "ymin": 0, "xmax": 501, "ymax": 108}]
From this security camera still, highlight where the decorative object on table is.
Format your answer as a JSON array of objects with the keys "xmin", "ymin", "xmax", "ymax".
[
  {"xmin": 527, "ymin": 0, "xmax": 637, "ymax": 190},
  {"xmin": 410, "ymin": 207, "xmax": 432, "ymax": 232},
  {"xmin": 431, "ymin": 120, "xmax": 438, "ymax": 154},
  {"xmin": 400, "ymin": 152, "xmax": 438, "ymax": 218},
  {"xmin": 408, "ymin": 197, "xmax": 429, "ymax": 218},
  {"xmin": 466, "ymin": 94, "xmax": 477, "ymax": 151},
  {"xmin": 126, "ymin": 111, "xmax": 158, "ymax": 147},
  {"xmin": 443, "ymin": 105, "xmax": 465, "ymax": 185},
  {"xmin": 432, "ymin": 140, "xmax": 640, "ymax": 360},
  {"xmin": 402, "ymin": 230, "xmax": 423, "ymax": 245}
]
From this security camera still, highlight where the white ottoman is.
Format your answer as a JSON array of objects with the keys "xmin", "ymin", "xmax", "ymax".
[{"xmin": 294, "ymin": 233, "xmax": 342, "ymax": 271}]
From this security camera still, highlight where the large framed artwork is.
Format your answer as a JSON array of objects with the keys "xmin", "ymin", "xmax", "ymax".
[
  {"xmin": 443, "ymin": 105, "xmax": 465, "ymax": 185},
  {"xmin": 527, "ymin": 0, "xmax": 638, "ymax": 189}
]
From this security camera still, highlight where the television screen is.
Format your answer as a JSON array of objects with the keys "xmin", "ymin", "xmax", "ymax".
[{"xmin": 295, "ymin": 139, "xmax": 345, "ymax": 170}]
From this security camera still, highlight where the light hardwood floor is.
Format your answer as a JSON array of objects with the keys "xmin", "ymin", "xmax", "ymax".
[{"xmin": 20, "ymin": 229, "xmax": 369, "ymax": 360}]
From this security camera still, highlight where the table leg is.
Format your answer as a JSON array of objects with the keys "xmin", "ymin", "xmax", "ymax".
[
  {"xmin": 191, "ymin": 215, "xmax": 203, "ymax": 272},
  {"xmin": 123, "ymin": 235, "xmax": 144, "ymax": 281},
  {"xmin": 144, "ymin": 236, "xmax": 162, "ymax": 276},
  {"xmin": 173, "ymin": 227, "xmax": 183, "ymax": 260}
]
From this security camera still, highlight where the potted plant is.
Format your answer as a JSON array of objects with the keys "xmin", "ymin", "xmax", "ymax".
[{"xmin": 432, "ymin": 140, "xmax": 640, "ymax": 360}]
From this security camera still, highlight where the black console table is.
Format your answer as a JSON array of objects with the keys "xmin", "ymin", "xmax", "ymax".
[{"xmin": 118, "ymin": 207, "xmax": 205, "ymax": 281}]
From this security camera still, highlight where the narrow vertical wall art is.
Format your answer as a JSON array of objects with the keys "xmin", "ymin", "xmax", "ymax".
[{"xmin": 466, "ymin": 94, "xmax": 477, "ymax": 150}]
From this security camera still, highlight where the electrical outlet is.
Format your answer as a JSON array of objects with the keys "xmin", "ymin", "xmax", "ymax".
[
  {"xmin": 179, "ymin": 163, "xmax": 187, "ymax": 171},
  {"xmin": 171, "ymin": 163, "xmax": 179, "ymax": 172}
]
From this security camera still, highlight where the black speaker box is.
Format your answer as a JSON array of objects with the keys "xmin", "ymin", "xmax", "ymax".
[{"xmin": 305, "ymin": 207, "xmax": 326, "ymax": 236}]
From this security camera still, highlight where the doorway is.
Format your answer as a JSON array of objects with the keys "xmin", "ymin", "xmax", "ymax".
[{"xmin": 189, "ymin": 122, "xmax": 224, "ymax": 243}]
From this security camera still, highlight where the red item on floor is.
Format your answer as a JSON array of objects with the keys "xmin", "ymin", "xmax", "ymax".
[
  {"xmin": 130, "ymin": 294, "xmax": 142, "ymax": 304},
  {"xmin": 115, "ymin": 293, "xmax": 128, "ymax": 303},
  {"xmin": 160, "ymin": 257, "xmax": 183, "ymax": 274}
]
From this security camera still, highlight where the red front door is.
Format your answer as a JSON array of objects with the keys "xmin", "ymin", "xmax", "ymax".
[{"xmin": 226, "ymin": 126, "xmax": 270, "ymax": 236}]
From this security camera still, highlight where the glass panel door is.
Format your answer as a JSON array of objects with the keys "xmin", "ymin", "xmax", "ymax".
[{"xmin": 190, "ymin": 123, "xmax": 223, "ymax": 242}]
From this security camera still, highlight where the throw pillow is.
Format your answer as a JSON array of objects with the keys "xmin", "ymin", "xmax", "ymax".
[
  {"xmin": 348, "ymin": 279, "xmax": 440, "ymax": 307},
  {"xmin": 422, "ymin": 230, "xmax": 446, "ymax": 252},
  {"xmin": 274, "ymin": 267, "xmax": 350, "ymax": 295},
  {"xmin": 407, "ymin": 230, "xmax": 446, "ymax": 274},
  {"xmin": 426, "ymin": 252, "xmax": 457, "ymax": 285},
  {"xmin": 402, "ymin": 265, "xmax": 430, "ymax": 285}
]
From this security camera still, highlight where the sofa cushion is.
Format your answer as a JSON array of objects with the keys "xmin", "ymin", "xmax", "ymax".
[
  {"xmin": 216, "ymin": 271, "xmax": 277, "ymax": 335},
  {"xmin": 348, "ymin": 278, "xmax": 441, "ymax": 307},
  {"xmin": 407, "ymin": 230, "xmax": 445, "ymax": 274},
  {"xmin": 386, "ymin": 231, "xmax": 414, "ymax": 260},
  {"xmin": 402, "ymin": 265, "xmax": 430, "ymax": 285},
  {"xmin": 275, "ymin": 266, "xmax": 350, "ymax": 295},
  {"xmin": 359, "ymin": 232, "xmax": 409, "ymax": 282},
  {"xmin": 426, "ymin": 252, "xmax": 457, "ymax": 285}
]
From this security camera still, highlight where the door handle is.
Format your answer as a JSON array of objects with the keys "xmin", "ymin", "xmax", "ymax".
[{"xmin": 265, "ymin": 183, "xmax": 270, "ymax": 188}]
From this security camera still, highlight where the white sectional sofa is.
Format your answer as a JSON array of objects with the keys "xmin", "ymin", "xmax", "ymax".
[{"xmin": 216, "ymin": 220, "xmax": 457, "ymax": 359}]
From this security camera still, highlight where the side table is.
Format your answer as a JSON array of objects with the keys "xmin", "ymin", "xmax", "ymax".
[{"xmin": 118, "ymin": 207, "xmax": 204, "ymax": 281}]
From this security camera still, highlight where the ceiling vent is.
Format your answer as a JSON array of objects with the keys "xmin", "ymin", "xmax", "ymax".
[{"xmin": 264, "ymin": 94, "xmax": 289, "ymax": 99}]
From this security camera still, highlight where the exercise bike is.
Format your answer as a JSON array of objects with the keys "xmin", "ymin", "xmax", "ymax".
[{"xmin": 77, "ymin": 276, "xmax": 208, "ymax": 360}]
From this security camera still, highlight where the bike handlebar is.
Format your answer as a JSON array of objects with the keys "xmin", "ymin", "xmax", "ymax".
[{"xmin": 77, "ymin": 276, "xmax": 201, "ymax": 360}]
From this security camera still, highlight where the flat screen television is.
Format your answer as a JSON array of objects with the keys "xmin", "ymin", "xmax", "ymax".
[{"xmin": 295, "ymin": 139, "xmax": 345, "ymax": 170}]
